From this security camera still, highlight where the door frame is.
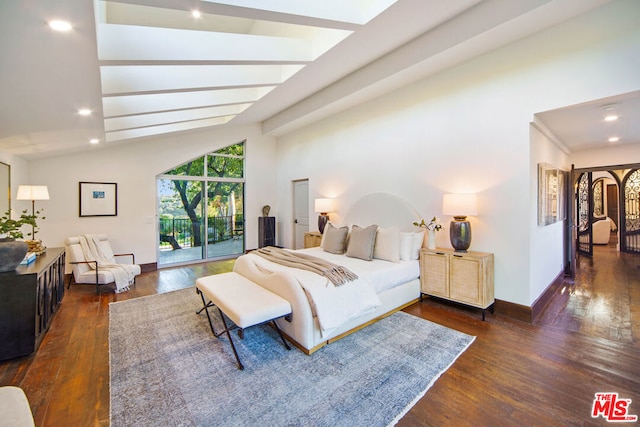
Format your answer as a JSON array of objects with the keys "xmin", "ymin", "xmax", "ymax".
[
  {"xmin": 567, "ymin": 161, "xmax": 640, "ymax": 275},
  {"xmin": 292, "ymin": 179, "xmax": 309, "ymax": 249}
]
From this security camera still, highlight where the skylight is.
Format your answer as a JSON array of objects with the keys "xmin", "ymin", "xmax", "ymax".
[{"xmin": 94, "ymin": 0, "xmax": 396, "ymax": 142}]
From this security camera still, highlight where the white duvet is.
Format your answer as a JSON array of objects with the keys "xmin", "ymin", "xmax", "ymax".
[{"xmin": 242, "ymin": 248, "xmax": 419, "ymax": 337}]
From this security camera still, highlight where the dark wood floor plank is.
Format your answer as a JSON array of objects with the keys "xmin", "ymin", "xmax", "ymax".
[{"xmin": 1, "ymin": 246, "xmax": 637, "ymax": 426}]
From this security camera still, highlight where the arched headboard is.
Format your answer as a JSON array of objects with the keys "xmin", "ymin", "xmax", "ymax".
[{"xmin": 343, "ymin": 193, "xmax": 421, "ymax": 231}]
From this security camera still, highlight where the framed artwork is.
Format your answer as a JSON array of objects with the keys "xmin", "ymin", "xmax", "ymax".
[
  {"xmin": 538, "ymin": 163, "xmax": 559, "ymax": 226},
  {"xmin": 79, "ymin": 182, "xmax": 117, "ymax": 217}
]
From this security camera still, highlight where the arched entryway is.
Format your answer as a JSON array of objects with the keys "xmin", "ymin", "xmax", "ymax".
[
  {"xmin": 570, "ymin": 164, "xmax": 640, "ymax": 270},
  {"xmin": 621, "ymin": 169, "xmax": 640, "ymax": 254}
]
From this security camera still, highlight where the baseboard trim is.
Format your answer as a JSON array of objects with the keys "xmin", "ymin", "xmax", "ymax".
[
  {"xmin": 494, "ymin": 270, "xmax": 565, "ymax": 323},
  {"xmin": 494, "ymin": 299, "xmax": 532, "ymax": 323},
  {"xmin": 140, "ymin": 262, "xmax": 157, "ymax": 273},
  {"xmin": 531, "ymin": 270, "xmax": 565, "ymax": 322}
]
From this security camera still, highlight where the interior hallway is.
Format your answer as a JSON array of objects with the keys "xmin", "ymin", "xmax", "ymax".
[{"xmin": 0, "ymin": 241, "xmax": 638, "ymax": 426}]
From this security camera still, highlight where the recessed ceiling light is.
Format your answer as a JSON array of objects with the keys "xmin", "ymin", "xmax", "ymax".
[
  {"xmin": 608, "ymin": 137, "xmax": 620, "ymax": 143},
  {"xmin": 192, "ymin": 10, "xmax": 202, "ymax": 18},
  {"xmin": 89, "ymin": 139, "xmax": 100, "ymax": 144},
  {"xmin": 78, "ymin": 109, "xmax": 92, "ymax": 116},
  {"xmin": 49, "ymin": 20, "xmax": 72, "ymax": 32},
  {"xmin": 604, "ymin": 114, "xmax": 618, "ymax": 122}
]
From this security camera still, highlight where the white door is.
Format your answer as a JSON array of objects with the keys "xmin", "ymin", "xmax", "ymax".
[{"xmin": 293, "ymin": 180, "xmax": 309, "ymax": 249}]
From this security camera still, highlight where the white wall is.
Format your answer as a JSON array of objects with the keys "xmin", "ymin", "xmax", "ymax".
[
  {"xmin": 274, "ymin": 0, "xmax": 640, "ymax": 306},
  {"xmin": 529, "ymin": 125, "xmax": 569, "ymax": 304},
  {"xmin": 27, "ymin": 123, "xmax": 277, "ymax": 265}
]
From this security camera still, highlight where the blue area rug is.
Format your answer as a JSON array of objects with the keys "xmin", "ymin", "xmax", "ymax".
[{"xmin": 109, "ymin": 287, "xmax": 474, "ymax": 426}]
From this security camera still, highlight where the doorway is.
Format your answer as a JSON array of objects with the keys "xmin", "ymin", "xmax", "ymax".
[
  {"xmin": 570, "ymin": 163, "xmax": 640, "ymax": 272},
  {"xmin": 292, "ymin": 179, "xmax": 309, "ymax": 249}
]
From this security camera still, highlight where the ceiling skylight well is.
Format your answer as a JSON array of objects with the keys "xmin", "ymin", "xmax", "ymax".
[{"xmin": 93, "ymin": 0, "xmax": 396, "ymax": 142}]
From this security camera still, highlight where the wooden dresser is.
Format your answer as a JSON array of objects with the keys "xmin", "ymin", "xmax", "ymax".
[
  {"xmin": 0, "ymin": 247, "xmax": 65, "ymax": 360},
  {"xmin": 419, "ymin": 247, "xmax": 494, "ymax": 320}
]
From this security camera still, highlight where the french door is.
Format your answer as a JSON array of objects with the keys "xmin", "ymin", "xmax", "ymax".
[
  {"xmin": 576, "ymin": 172, "xmax": 593, "ymax": 257},
  {"xmin": 621, "ymin": 169, "xmax": 640, "ymax": 253}
]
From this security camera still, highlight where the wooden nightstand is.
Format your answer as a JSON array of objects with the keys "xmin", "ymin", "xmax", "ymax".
[
  {"xmin": 304, "ymin": 231, "xmax": 322, "ymax": 248},
  {"xmin": 419, "ymin": 247, "xmax": 494, "ymax": 320}
]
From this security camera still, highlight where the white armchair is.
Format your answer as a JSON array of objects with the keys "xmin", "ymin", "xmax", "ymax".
[
  {"xmin": 65, "ymin": 234, "xmax": 141, "ymax": 294},
  {"xmin": 592, "ymin": 219, "xmax": 612, "ymax": 245}
]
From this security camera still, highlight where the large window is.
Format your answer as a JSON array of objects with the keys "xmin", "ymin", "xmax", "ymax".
[{"xmin": 157, "ymin": 142, "xmax": 245, "ymax": 266}]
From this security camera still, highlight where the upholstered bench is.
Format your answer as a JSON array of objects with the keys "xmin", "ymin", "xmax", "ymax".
[{"xmin": 196, "ymin": 272, "xmax": 292, "ymax": 370}]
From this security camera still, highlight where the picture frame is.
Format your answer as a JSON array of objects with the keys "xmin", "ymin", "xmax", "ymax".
[
  {"xmin": 79, "ymin": 182, "xmax": 117, "ymax": 217},
  {"xmin": 538, "ymin": 164, "xmax": 568, "ymax": 226},
  {"xmin": 538, "ymin": 163, "xmax": 559, "ymax": 226}
]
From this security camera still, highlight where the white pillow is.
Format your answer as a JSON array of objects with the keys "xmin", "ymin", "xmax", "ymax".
[
  {"xmin": 373, "ymin": 226, "xmax": 400, "ymax": 262},
  {"xmin": 411, "ymin": 230, "xmax": 425, "ymax": 260},
  {"xmin": 399, "ymin": 232, "xmax": 414, "ymax": 261}
]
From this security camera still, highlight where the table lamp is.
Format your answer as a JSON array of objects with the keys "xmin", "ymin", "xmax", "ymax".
[
  {"xmin": 16, "ymin": 185, "xmax": 49, "ymax": 240},
  {"xmin": 314, "ymin": 198, "xmax": 334, "ymax": 234},
  {"xmin": 443, "ymin": 193, "xmax": 477, "ymax": 252}
]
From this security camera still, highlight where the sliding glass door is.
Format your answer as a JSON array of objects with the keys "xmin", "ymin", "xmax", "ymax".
[
  {"xmin": 206, "ymin": 182, "xmax": 244, "ymax": 259},
  {"xmin": 157, "ymin": 142, "xmax": 245, "ymax": 266},
  {"xmin": 158, "ymin": 179, "xmax": 205, "ymax": 265}
]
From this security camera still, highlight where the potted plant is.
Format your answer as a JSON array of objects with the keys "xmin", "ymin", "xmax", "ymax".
[
  {"xmin": 0, "ymin": 209, "xmax": 25, "ymax": 240},
  {"xmin": 0, "ymin": 210, "xmax": 29, "ymax": 272},
  {"xmin": 413, "ymin": 216, "xmax": 444, "ymax": 250},
  {"xmin": 18, "ymin": 208, "xmax": 46, "ymax": 254}
]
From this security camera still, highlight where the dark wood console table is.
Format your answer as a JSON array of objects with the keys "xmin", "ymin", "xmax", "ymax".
[{"xmin": 0, "ymin": 247, "xmax": 65, "ymax": 360}]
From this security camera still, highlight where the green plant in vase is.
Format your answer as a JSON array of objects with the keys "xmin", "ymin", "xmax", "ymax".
[
  {"xmin": 0, "ymin": 210, "xmax": 25, "ymax": 239},
  {"xmin": 19, "ymin": 208, "xmax": 46, "ymax": 254},
  {"xmin": 413, "ymin": 216, "xmax": 444, "ymax": 250},
  {"xmin": 0, "ymin": 210, "xmax": 29, "ymax": 272},
  {"xmin": 19, "ymin": 208, "xmax": 45, "ymax": 240}
]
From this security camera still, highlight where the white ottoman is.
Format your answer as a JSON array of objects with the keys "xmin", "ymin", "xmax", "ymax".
[
  {"xmin": 196, "ymin": 272, "xmax": 292, "ymax": 370},
  {"xmin": 0, "ymin": 386, "xmax": 35, "ymax": 427}
]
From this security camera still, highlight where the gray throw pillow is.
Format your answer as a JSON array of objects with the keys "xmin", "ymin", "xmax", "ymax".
[
  {"xmin": 346, "ymin": 224, "xmax": 378, "ymax": 261},
  {"xmin": 322, "ymin": 223, "xmax": 349, "ymax": 254}
]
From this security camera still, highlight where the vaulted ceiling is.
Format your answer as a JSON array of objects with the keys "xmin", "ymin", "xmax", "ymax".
[{"xmin": 1, "ymin": 0, "xmax": 635, "ymax": 160}]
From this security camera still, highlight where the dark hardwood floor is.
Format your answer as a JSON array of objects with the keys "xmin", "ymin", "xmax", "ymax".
[{"xmin": 1, "ymin": 241, "xmax": 638, "ymax": 426}]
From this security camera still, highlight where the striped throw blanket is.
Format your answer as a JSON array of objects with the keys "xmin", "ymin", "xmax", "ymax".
[{"xmin": 253, "ymin": 246, "xmax": 358, "ymax": 286}]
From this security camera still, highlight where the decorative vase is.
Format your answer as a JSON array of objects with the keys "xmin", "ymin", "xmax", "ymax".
[
  {"xmin": 25, "ymin": 239, "xmax": 46, "ymax": 255},
  {"xmin": 0, "ymin": 239, "xmax": 29, "ymax": 272},
  {"xmin": 427, "ymin": 229, "xmax": 436, "ymax": 250}
]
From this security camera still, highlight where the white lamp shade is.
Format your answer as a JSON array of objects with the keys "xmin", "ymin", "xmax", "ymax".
[
  {"xmin": 443, "ymin": 193, "xmax": 477, "ymax": 216},
  {"xmin": 16, "ymin": 185, "xmax": 50, "ymax": 201},
  {"xmin": 314, "ymin": 198, "xmax": 334, "ymax": 213}
]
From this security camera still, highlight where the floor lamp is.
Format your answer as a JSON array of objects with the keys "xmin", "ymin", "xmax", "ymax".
[
  {"xmin": 16, "ymin": 185, "xmax": 49, "ymax": 240},
  {"xmin": 443, "ymin": 193, "xmax": 477, "ymax": 252}
]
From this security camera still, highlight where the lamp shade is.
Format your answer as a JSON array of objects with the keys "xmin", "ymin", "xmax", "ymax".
[
  {"xmin": 443, "ymin": 193, "xmax": 477, "ymax": 217},
  {"xmin": 16, "ymin": 185, "xmax": 50, "ymax": 201},
  {"xmin": 314, "ymin": 198, "xmax": 334, "ymax": 213}
]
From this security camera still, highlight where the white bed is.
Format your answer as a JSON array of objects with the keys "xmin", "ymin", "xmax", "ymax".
[{"xmin": 232, "ymin": 193, "xmax": 424, "ymax": 354}]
